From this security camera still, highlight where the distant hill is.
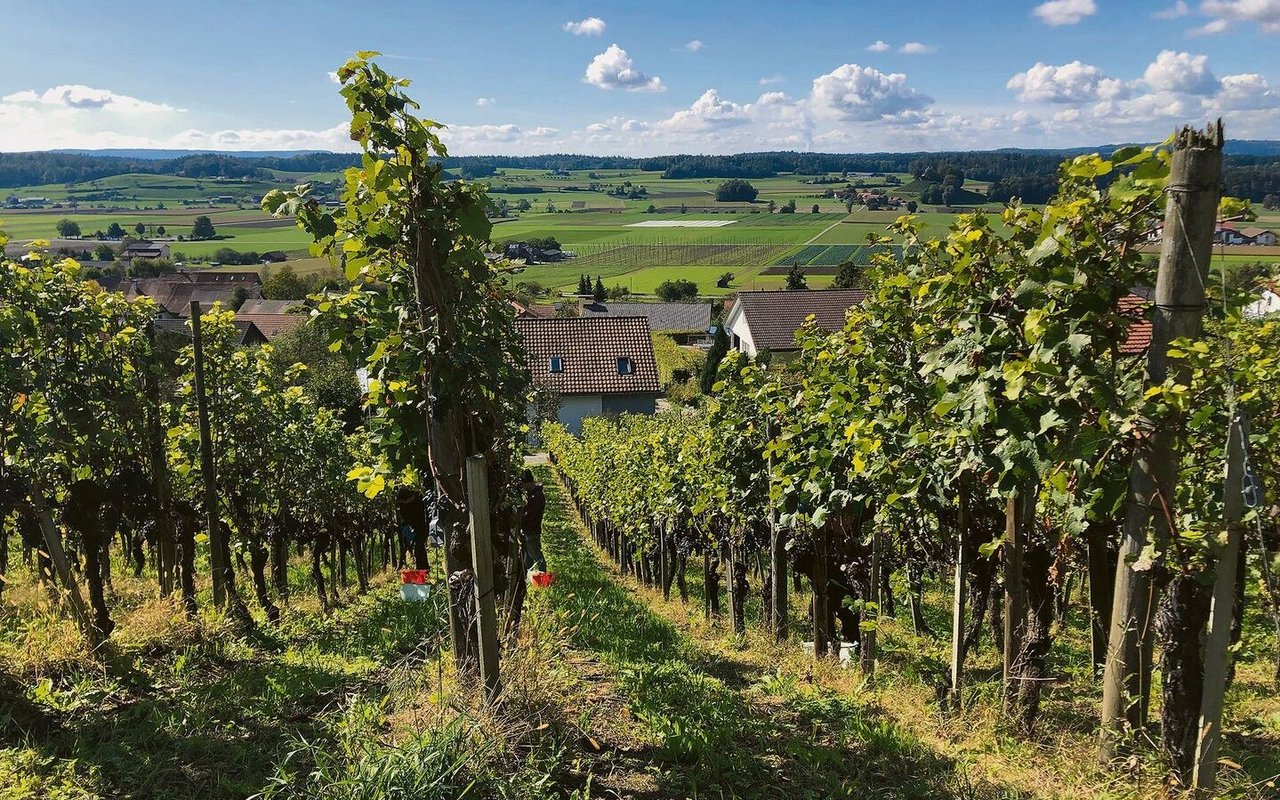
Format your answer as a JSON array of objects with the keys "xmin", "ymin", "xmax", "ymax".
[{"xmin": 50, "ymin": 148, "xmax": 344, "ymax": 160}]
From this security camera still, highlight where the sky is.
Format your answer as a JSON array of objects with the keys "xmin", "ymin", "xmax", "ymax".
[{"xmin": 0, "ymin": 0, "xmax": 1277, "ymax": 156}]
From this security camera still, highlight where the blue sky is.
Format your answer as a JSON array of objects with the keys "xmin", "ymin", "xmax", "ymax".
[{"xmin": 0, "ymin": 0, "xmax": 1277, "ymax": 154}]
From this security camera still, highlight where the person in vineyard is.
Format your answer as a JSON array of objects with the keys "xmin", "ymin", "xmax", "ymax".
[{"xmin": 521, "ymin": 469, "xmax": 547, "ymax": 574}]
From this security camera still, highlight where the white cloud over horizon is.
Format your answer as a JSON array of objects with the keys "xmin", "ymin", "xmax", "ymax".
[
  {"xmin": 583, "ymin": 44, "xmax": 665, "ymax": 92},
  {"xmin": 1033, "ymin": 0, "xmax": 1097, "ymax": 26}
]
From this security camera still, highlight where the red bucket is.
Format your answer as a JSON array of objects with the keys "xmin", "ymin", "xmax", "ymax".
[
  {"xmin": 401, "ymin": 569, "xmax": 428, "ymax": 585},
  {"xmin": 530, "ymin": 571, "xmax": 556, "ymax": 589}
]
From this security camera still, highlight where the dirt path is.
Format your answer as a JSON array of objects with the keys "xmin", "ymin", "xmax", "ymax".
[{"xmin": 534, "ymin": 467, "xmax": 985, "ymax": 799}]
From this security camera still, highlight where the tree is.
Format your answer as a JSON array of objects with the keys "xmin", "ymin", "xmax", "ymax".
[
  {"xmin": 1218, "ymin": 195, "xmax": 1256, "ymax": 221},
  {"xmin": 261, "ymin": 264, "xmax": 308, "ymax": 300},
  {"xmin": 845, "ymin": 197, "xmax": 856, "ymax": 213},
  {"xmin": 700, "ymin": 323, "xmax": 731, "ymax": 394},
  {"xmin": 56, "ymin": 219, "xmax": 81, "ymax": 238},
  {"xmin": 680, "ymin": 203, "xmax": 688, "ymax": 214},
  {"xmin": 780, "ymin": 199, "xmax": 796, "ymax": 214},
  {"xmin": 655, "ymin": 279, "xmax": 698, "ymax": 302},
  {"xmin": 1262, "ymin": 193, "xmax": 1278, "ymax": 211},
  {"xmin": 716, "ymin": 272, "xmax": 734, "ymax": 289},
  {"xmin": 135, "ymin": 223, "xmax": 146, "ymax": 236},
  {"xmin": 715, "ymin": 179, "xmax": 758, "ymax": 203},
  {"xmin": 191, "ymin": 216, "xmax": 216, "ymax": 240},
  {"xmin": 577, "ymin": 274, "xmax": 591, "ymax": 296},
  {"xmin": 157, "ymin": 225, "xmax": 166, "ymax": 236},
  {"xmin": 514, "ymin": 198, "xmax": 532, "ymax": 212},
  {"xmin": 831, "ymin": 259, "xmax": 860, "ymax": 289},
  {"xmin": 785, "ymin": 263, "xmax": 807, "ymax": 290},
  {"xmin": 593, "ymin": 276, "xmax": 606, "ymax": 302},
  {"xmin": 907, "ymin": 200, "xmax": 918, "ymax": 213},
  {"xmin": 941, "ymin": 186, "xmax": 956, "ymax": 207},
  {"xmin": 92, "ymin": 243, "xmax": 115, "ymax": 261},
  {"xmin": 811, "ymin": 204, "xmax": 820, "ymax": 213},
  {"xmin": 767, "ymin": 200, "xmax": 777, "ymax": 213},
  {"xmin": 646, "ymin": 204, "xmax": 657, "ymax": 213}
]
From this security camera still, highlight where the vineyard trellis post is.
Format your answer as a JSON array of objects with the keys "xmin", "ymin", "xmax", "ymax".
[
  {"xmin": 30, "ymin": 484, "xmax": 101, "ymax": 647},
  {"xmin": 949, "ymin": 487, "xmax": 969, "ymax": 708},
  {"xmin": 189, "ymin": 300, "xmax": 227, "ymax": 607},
  {"xmin": 1099, "ymin": 122, "xmax": 1223, "ymax": 761},
  {"xmin": 1191, "ymin": 411, "xmax": 1249, "ymax": 796},
  {"xmin": 1003, "ymin": 489, "xmax": 1029, "ymax": 706},
  {"xmin": 466, "ymin": 455, "xmax": 501, "ymax": 701},
  {"xmin": 768, "ymin": 420, "xmax": 788, "ymax": 640},
  {"xmin": 145, "ymin": 321, "xmax": 177, "ymax": 595}
]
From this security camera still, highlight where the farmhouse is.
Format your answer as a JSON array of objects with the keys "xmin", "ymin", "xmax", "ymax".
[
  {"xmin": 121, "ymin": 241, "xmax": 171, "ymax": 261},
  {"xmin": 578, "ymin": 300, "xmax": 712, "ymax": 344},
  {"xmin": 515, "ymin": 316, "xmax": 661, "ymax": 436},
  {"xmin": 122, "ymin": 272, "xmax": 261, "ymax": 318},
  {"xmin": 238, "ymin": 298, "xmax": 301, "ymax": 315},
  {"xmin": 233, "ymin": 312, "xmax": 307, "ymax": 340},
  {"xmin": 723, "ymin": 289, "xmax": 867, "ymax": 357},
  {"xmin": 153, "ymin": 317, "xmax": 268, "ymax": 346}
]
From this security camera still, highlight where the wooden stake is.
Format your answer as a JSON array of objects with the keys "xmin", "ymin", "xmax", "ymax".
[
  {"xmin": 768, "ymin": 423, "xmax": 788, "ymax": 640},
  {"xmin": 189, "ymin": 300, "xmax": 226, "ymax": 607},
  {"xmin": 30, "ymin": 482, "xmax": 101, "ymax": 647},
  {"xmin": 950, "ymin": 488, "xmax": 968, "ymax": 708},
  {"xmin": 144, "ymin": 320, "xmax": 177, "ymax": 594},
  {"xmin": 1101, "ymin": 122, "xmax": 1223, "ymax": 761},
  {"xmin": 861, "ymin": 524, "xmax": 881, "ymax": 675},
  {"xmin": 466, "ymin": 455, "xmax": 501, "ymax": 701},
  {"xmin": 1003, "ymin": 490, "xmax": 1029, "ymax": 703},
  {"xmin": 1191, "ymin": 411, "xmax": 1249, "ymax": 796}
]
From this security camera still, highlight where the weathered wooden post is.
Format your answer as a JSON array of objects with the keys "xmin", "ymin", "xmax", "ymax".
[
  {"xmin": 145, "ymin": 320, "xmax": 177, "ymax": 594},
  {"xmin": 861, "ymin": 524, "xmax": 881, "ymax": 675},
  {"xmin": 1003, "ymin": 490, "xmax": 1029, "ymax": 707},
  {"xmin": 813, "ymin": 524, "xmax": 831, "ymax": 658},
  {"xmin": 1100, "ymin": 122, "xmax": 1223, "ymax": 761},
  {"xmin": 30, "ymin": 484, "xmax": 102, "ymax": 647},
  {"xmin": 949, "ymin": 488, "xmax": 968, "ymax": 708},
  {"xmin": 466, "ymin": 455, "xmax": 501, "ymax": 701},
  {"xmin": 768, "ymin": 421, "xmax": 788, "ymax": 640},
  {"xmin": 189, "ymin": 300, "xmax": 227, "ymax": 607},
  {"xmin": 1191, "ymin": 411, "xmax": 1249, "ymax": 797}
]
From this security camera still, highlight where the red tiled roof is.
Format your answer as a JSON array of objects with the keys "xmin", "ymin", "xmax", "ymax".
[
  {"xmin": 734, "ymin": 289, "xmax": 868, "ymax": 351},
  {"xmin": 235, "ymin": 312, "xmax": 307, "ymax": 340},
  {"xmin": 515, "ymin": 316, "xmax": 661, "ymax": 395},
  {"xmin": 1118, "ymin": 293, "xmax": 1151, "ymax": 355}
]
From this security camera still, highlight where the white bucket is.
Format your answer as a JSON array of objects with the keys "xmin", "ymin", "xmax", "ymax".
[{"xmin": 400, "ymin": 583, "xmax": 432, "ymax": 602}]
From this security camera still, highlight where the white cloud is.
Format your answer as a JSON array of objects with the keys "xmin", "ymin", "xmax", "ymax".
[
  {"xmin": 327, "ymin": 71, "xmax": 341, "ymax": 84},
  {"xmin": 563, "ymin": 16, "xmax": 606, "ymax": 36},
  {"xmin": 898, "ymin": 42, "xmax": 936, "ymax": 54},
  {"xmin": 1033, "ymin": 0, "xmax": 1097, "ymax": 25},
  {"xmin": 583, "ymin": 44, "xmax": 664, "ymax": 92},
  {"xmin": 1143, "ymin": 49, "xmax": 1219, "ymax": 94},
  {"xmin": 758, "ymin": 75, "xmax": 785, "ymax": 85},
  {"xmin": 654, "ymin": 89, "xmax": 752, "ymax": 132},
  {"xmin": 685, "ymin": 39, "xmax": 704, "ymax": 52},
  {"xmin": 1153, "ymin": 0, "xmax": 1190, "ymax": 18},
  {"xmin": 3, "ymin": 84, "xmax": 181, "ymax": 114},
  {"xmin": 475, "ymin": 97, "xmax": 495, "ymax": 107},
  {"xmin": 1007, "ymin": 61, "xmax": 1127, "ymax": 103},
  {"xmin": 865, "ymin": 40, "xmax": 891, "ymax": 52},
  {"xmin": 1215, "ymin": 72, "xmax": 1280, "ymax": 110},
  {"xmin": 1199, "ymin": 0, "xmax": 1280, "ymax": 33},
  {"xmin": 808, "ymin": 64, "xmax": 932, "ymax": 122}
]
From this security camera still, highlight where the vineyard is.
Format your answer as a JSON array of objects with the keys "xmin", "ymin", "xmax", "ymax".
[{"xmin": 2, "ymin": 54, "xmax": 1280, "ymax": 800}]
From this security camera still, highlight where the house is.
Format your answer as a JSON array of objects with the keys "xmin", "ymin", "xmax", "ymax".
[
  {"xmin": 122, "ymin": 271, "xmax": 261, "ymax": 318},
  {"xmin": 723, "ymin": 289, "xmax": 867, "ymax": 357},
  {"xmin": 121, "ymin": 241, "xmax": 171, "ymax": 261},
  {"xmin": 1215, "ymin": 224, "xmax": 1249, "ymax": 245},
  {"xmin": 509, "ymin": 299, "xmax": 557, "ymax": 319},
  {"xmin": 1238, "ymin": 227, "xmax": 1278, "ymax": 246},
  {"xmin": 259, "ymin": 251, "xmax": 289, "ymax": 263},
  {"xmin": 238, "ymin": 298, "xmax": 300, "ymax": 315},
  {"xmin": 515, "ymin": 316, "xmax": 661, "ymax": 436},
  {"xmin": 190, "ymin": 270, "xmax": 259, "ymax": 285},
  {"xmin": 153, "ymin": 317, "xmax": 268, "ymax": 346},
  {"xmin": 1245, "ymin": 285, "xmax": 1280, "ymax": 319},
  {"xmin": 578, "ymin": 300, "xmax": 712, "ymax": 344},
  {"xmin": 234, "ymin": 312, "xmax": 307, "ymax": 340}
]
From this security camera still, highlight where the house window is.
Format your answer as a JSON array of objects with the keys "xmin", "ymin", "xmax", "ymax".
[
  {"xmin": 616, "ymin": 357, "xmax": 633, "ymax": 375},
  {"xmin": 549, "ymin": 356, "xmax": 563, "ymax": 373}
]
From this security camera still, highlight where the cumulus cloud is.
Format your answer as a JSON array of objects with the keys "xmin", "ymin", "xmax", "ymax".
[
  {"xmin": 583, "ymin": 44, "xmax": 664, "ymax": 92},
  {"xmin": 1143, "ymin": 49, "xmax": 1219, "ymax": 94},
  {"xmin": 1033, "ymin": 0, "xmax": 1097, "ymax": 25},
  {"xmin": 1006, "ymin": 61, "xmax": 1127, "ymax": 103},
  {"xmin": 1199, "ymin": 0, "xmax": 1280, "ymax": 33},
  {"xmin": 865, "ymin": 40, "xmax": 891, "ymax": 52},
  {"xmin": 563, "ymin": 16, "xmax": 606, "ymax": 36},
  {"xmin": 758, "ymin": 75, "xmax": 785, "ymax": 85},
  {"xmin": 685, "ymin": 39, "xmax": 704, "ymax": 52},
  {"xmin": 475, "ymin": 97, "xmax": 495, "ymax": 107},
  {"xmin": 898, "ymin": 42, "xmax": 936, "ymax": 54},
  {"xmin": 3, "ymin": 84, "xmax": 181, "ymax": 114},
  {"xmin": 1153, "ymin": 0, "xmax": 1190, "ymax": 18},
  {"xmin": 1216, "ymin": 72, "xmax": 1280, "ymax": 110},
  {"xmin": 654, "ymin": 89, "xmax": 752, "ymax": 132},
  {"xmin": 809, "ymin": 64, "xmax": 932, "ymax": 122}
]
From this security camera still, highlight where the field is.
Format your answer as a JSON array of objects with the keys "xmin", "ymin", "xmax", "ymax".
[{"xmin": 6, "ymin": 170, "xmax": 1280, "ymax": 298}]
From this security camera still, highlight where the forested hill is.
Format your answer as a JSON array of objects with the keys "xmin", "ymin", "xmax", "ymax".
[{"xmin": 4, "ymin": 144, "xmax": 1279, "ymax": 201}]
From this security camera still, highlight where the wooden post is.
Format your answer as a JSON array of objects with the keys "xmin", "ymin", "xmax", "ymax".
[
  {"xmin": 813, "ymin": 524, "xmax": 830, "ymax": 658},
  {"xmin": 189, "ymin": 300, "xmax": 226, "ymax": 607},
  {"xmin": 466, "ymin": 455, "xmax": 501, "ymax": 701},
  {"xmin": 861, "ymin": 524, "xmax": 881, "ymax": 675},
  {"xmin": 1086, "ymin": 520, "xmax": 1116, "ymax": 676},
  {"xmin": 1191, "ymin": 411, "xmax": 1249, "ymax": 796},
  {"xmin": 30, "ymin": 483, "xmax": 102, "ymax": 647},
  {"xmin": 1003, "ymin": 491, "xmax": 1028, "ymax": 702},
  {"xmin": 144, "ymin": 320, "xmax": 176, "ymax": 594},
  {"xmin": 768, "ymin": 424, "xmax": 788, "ymax": 640},
  {"xmin": 1101, "ymin": 123, "xmax": 1223, "ymax": 761},
  {"xmin": 950, "ymin": 489, "xmax": 968, "ymax": 708}
]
